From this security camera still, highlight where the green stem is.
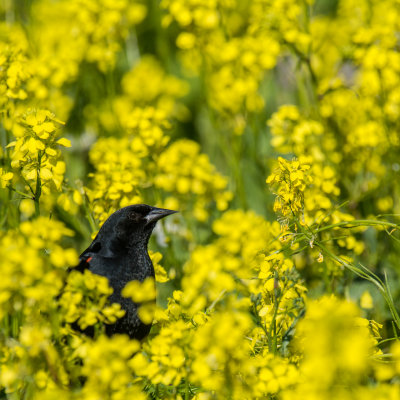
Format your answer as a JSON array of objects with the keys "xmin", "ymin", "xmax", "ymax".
[
  {"xmin": 185, "ymin": 379, "xmax": 190, "ymax": 400},
  {"xmin": 268, "ymin": 270, "xmax": 282, "ymax": 354},
  {"xmin": 34, "ymin": 153, "xmax": 42, "ymax": 217},
  {"xmin": 83, "ymin": 192, "xmax": 98, "ymax": 232},
  {"xmin": 287, "ymin": 213, "xmax": 400, "ymax": 330},
  {"xmin": 316, "ymin": 241, "xmax": 400, "ymax": 331},
  {"xmin": 315, "ymin": 219, "xmax": 399, "ymax": 234},
  {"xmin": 8, "ymin": 186, "xmax": 33, "ymax": 199}
]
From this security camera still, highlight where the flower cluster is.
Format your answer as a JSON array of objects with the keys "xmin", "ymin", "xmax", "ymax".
[
  {"xmin": 0, "ymin": 218, "xmax": 77, "ymax": 394},
  {"xmin": 8, "ymin": 110, "xmax": 69, "ymax": 195},
  {"xmin": 181, "ymin": 209, "xmax": 276, "ymax": 314},
  {"xmin": 32, "ymin": 0, "xmax": 147, "ymax": 75},
  {"xmin": 155, "ymin": 139, "xmax": 232, "ymax": 221},
  {"xmin": 283, "ymin": 296, "xmax": 388, "ymax": 400},
  {"xmin": 0, "ymin": 35, "xmax": 29, "ymax": 108},
  {"xmin": 267, "ymin": 157, "xmax": 312, "ymax": 223},
  {"xmin": 0, "ymin": 24, "xmax": 31, "ymax": 132},
  {"xmin": 267, "ymin": 156, "xmax": 366, "ymax": 278},
  {"xmin": 161, "ymin": 0, "xmax": 281, "ymax": 132},
  {"xmin": 1, "ymin": 0, "xmax": 400, "ymax": 399},
  {"xmin": 85, "ymin": 57, "xmax": 226, "ymax": 225},
  {"xmin": 122, "ymin": 277, "xmax": 156, "ymax": 324},
  {"xmin": 0, "ymin": 218, "xmax": 77, "ymax": 319},
  {"xmin": 80, "ymin": 335, "xmax": 145, "ymax": 399},
  {"xmin": 112, "ymin": 56, "xmax": 189, "ymax": 140},
  {"xmin": 60, "ymin": 270, "xmax": 125, "ymax": 330},
  {"xmin": 86, "ymin": 136, "xmax": 147, "ymax": 224}
]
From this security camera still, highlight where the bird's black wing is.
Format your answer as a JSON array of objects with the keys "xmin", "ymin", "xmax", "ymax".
[
  {"xmin": 74, "ymin": 254, "xmax": 92, "ymax": 273},
  {"xmin": 72, "ymin": 240, "xmax": 103, "ymax": 273}
]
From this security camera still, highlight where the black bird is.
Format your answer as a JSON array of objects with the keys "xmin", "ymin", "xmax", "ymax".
[{"xmin": 75, "ymin": 204, "xmax": 177, "ymax": 340}]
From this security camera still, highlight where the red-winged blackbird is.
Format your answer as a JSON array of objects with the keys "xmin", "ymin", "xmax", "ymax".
[{"xmin": 75, "ymin": 204, "xmax": 177, "ymax": 340}]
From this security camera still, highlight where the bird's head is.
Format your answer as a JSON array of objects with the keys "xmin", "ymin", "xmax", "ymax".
[{"xmin": 94, "ymin": 204, "xmax": 177, "ymax": 257}]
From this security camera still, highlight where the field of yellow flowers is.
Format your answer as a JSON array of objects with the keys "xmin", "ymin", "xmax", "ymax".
[{"xmin": 1, "ymin": 0, "xmax": 400, "ymax": 398}]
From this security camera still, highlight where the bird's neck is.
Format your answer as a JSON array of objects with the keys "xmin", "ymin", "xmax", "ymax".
[{"xmin": 127, "ymin": 244, "xmax": 155, "ymax": 280}]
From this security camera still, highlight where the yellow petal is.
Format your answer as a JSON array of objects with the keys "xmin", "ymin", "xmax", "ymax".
[
  {"xmin": 45, "ymin": 147, "xmax": 57, "ymax": 156},
  {"xmin": 36, "ymin": 130, "xmax": 50, "ymax": 140},
  {"xmin": 27, "ymin": 138, "xmax": 37, "ymax": 153},
  {"xmin": 36, "ymin": 140, "xmax": 45, "ymax": 150},
  {"xmin": 57, "ymin": 138, "xmax": 71, "ymax": 147},
  {"xmin": 53, "ymin": 161, "xmax": 66, "ymax": 174},
  {"xmin": 36, "ymin": 110, "xmax": 48, "ymax": 124},
  {"xmin": 360, "ymin": 291, "xmax": 374, "ymax": 309},
  {"xmin": 2, "ymin": 172, "xmax": 13, "ymax": 181},
  {"xmin": 26, "ymin": 169, "xmax": 37, "ymax": 180},
  {"xmin": 40, "ymin": 168, "xmax": 53, "ymax": 180},
  {"xmin": 42, "ymin": 122, "xmax": 55, "ymax": 132},
  {"xmin": 25, "ymin": 115, "xmax": 38, "ymax": 126},
  {"xmin": 73, "ymin": 190, "xmax": 83, "ymax": 205}
]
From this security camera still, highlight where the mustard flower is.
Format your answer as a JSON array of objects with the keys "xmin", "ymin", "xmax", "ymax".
[
  {"xmin": 155, "ymin": 139, "xmax": 232, "ymax": 221},
  {"xmin": 7, "ymin": 109, "xmax": 68, "ymax": 200}
]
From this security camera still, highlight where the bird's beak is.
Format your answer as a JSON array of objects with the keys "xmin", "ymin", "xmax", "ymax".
[{"xmin": 145, "ymin": 207, "xmax": 178, "ymax": 225}]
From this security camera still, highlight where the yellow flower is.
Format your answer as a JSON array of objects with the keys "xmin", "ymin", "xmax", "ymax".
[
  {"xmin": 155, "ymin": 139, "xmax": 231, "ymax": 220},
  {"xmin": 360, "ymin": 291, "xmax": 374, "ymax": 309},
  {"xmin": 122, "ymin": 277, "xmax": 156, "ymax": 303},
  {"xmin": 0, "ymin": 168, "xmax": 13, "ymax": 188}
]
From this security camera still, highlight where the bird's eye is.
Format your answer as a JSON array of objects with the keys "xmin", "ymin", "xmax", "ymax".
[{"xmin": 128, "ymin": 212, "xmax": 143, "ymax": 223}]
